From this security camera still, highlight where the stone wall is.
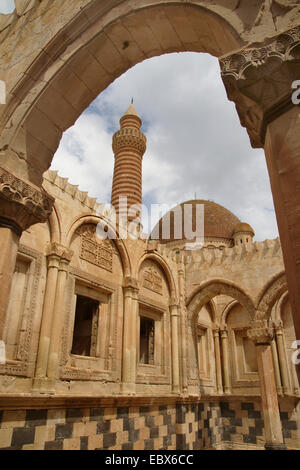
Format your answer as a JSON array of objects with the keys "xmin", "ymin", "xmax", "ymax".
[{"xmin": 0, "ymin": 397, "xmax": 299, "ymax": 450}]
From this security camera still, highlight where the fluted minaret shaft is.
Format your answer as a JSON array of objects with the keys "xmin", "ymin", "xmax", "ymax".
[{"xmin": 111, "ymin": 104, "xmax": 146, "ymax": 223}]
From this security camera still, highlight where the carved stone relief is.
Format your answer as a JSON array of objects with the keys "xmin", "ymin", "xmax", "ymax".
[{"xmin": 76, "ymin": 224, "xmax": 114, "ymax": 272}]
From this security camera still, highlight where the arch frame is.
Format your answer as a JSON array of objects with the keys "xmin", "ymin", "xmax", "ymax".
[
  {"xmin": 187, "ymin": 278, "xmax": 256, "ymax": 323},
  {"xmin": 136, "ymin": 250, "xmax": 178, "ymax": 302},
  {"xmin": 256, "ymin": 271, "xmax": 288, "ymax": 321},
  {"xmin": 66, "ymin": 213, "xmax": 132, "ymax": 277}
]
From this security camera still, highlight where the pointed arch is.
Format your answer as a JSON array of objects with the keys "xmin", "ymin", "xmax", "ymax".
[
  {"xmin": 187, "ymin": 278, "xmax": 255, "ymax": 323},
  {"xmin": 66, "ymin": 214, "xmax": 131, "ymax": 277},
  {"xmin": 220, "ymin": 299, "xmax": 240, "ymax": 327},
  {"xmin": 256, "ymin": 271, "xmax": 288, "ymax": 320},
  {"xmin": 136, "ymin": 251, "xmax": 177, "ymax": 301},
  {"xmin": 48, "ymin": 203, "xmax": 61, "ymax": 244}
]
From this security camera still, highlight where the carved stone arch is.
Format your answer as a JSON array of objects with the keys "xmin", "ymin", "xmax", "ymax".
[
  {"xmin": 207, "ymin": 299, "xmax": 217, "ymax": 326},
  {"xmin": 0, "ymin": 0, "xmax": 251, "ymax": 187},
  {"xmin": 48, "ymin": 203, "xmax": 61, "ymax": 244},
  {"xmin": 278, "ymin": 291, "xmax": 289, "ymax": 322},
  {"xmin": 136, "ymin": 252, "xmax": 177, "ymax": 301},
  {"xmin": 66, "ymin": 214, "xmax": 131, "ymax": 277},
  {"xmin": 272, "ymin": 290, "xmax": 289, "ymax": 322},
  {"xmin": 220, "ymin": 299, "xmax": 240, "ymax": 327},
  {"xmin": 256, "ymin": 271, "xmax": 288, "ymax": 320},
  {"xmin": 187, "ymin": 279, "xmax": 256, "ymax": 323}
]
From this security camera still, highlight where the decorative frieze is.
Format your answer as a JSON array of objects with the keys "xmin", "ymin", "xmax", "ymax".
[
  {"xmin": 112, "ymin": 128, "xmax": 147, "ymax": 155},
  {"xmin": 0, "ymin": 167, "xmax": 54, "ymax": 232},
  {"xmin": 220, "ymin": 25, "xmax": 300, "ymax": 148},
  {"xmin": 76, "ymin": 224, "xmax": 113, "ymax": 272}
]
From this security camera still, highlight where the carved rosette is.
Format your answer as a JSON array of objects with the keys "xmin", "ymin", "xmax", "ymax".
[
  {"xmin": 247, "ymin": 320, "xmax": 274, "ymax": 345},
  {"xmin": 0, "ymin": 167, "xmax": 54, "ymax": 234},
  {"xmin": 220, "ymin": 26, "xmax": 300, "ymax": 148}
]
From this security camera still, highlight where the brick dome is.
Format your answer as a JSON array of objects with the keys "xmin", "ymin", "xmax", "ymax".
[
  {"xmin": 150, "ymin": 199, "xmax": 241, "ymax": 244},
  {"xmin": 233, "ymin": 222, "xmax": 255, "ymax": 236}
]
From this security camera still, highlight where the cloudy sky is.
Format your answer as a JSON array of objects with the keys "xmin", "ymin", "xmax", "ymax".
[
  {"xmin": 52, "ymin": 52, "xmax": 278, "ymax": 241},
  {"xmin": 0, "ymin": 0, "xmax": 14, "ymax": 14},
  {"xmin": 0, "ymin": 1, "xmax": 279, "ymax": 242}
]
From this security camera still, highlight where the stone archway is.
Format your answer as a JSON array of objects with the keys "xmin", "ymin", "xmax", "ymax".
[
  {"xmin": 1, "ymin": 0, "xmax": 298, "ymax": 187},
  {"xmin": 186, "ymin": 278, "xmax": 256, "ymax": 395},
  {"xmin": 256, "ymin": 272, "xmax": 288, "ymax": 320},
  {"xmin": 187, "ymin": 278, "xmax": 256, "ymax": 322},
  {"xmin": 0, "ymin": 0, "xmax": 300, "ymax": 384}
]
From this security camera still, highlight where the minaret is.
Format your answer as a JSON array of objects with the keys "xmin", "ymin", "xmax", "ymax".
[{"xmin": 111, "ymin": 102, "xmax": 146, "ymax": 226}]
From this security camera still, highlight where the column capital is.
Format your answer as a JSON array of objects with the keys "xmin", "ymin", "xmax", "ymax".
[
  {"xmin": 212, "ymin": 328, "xmax": 220, "ymax": 338},
  {"xmin": 247, "ymin": 320, "xmax": 274, "ymax": 345},
  {"xmin": 0, "ymin": 167, "xmax": 54, "ymax": 233},
  {"xmin": 169, "ymin": 303, "xmax": 180, "ymax": 317},
  {"xmin": 220, "ymin": 327, "xmax": 229, "ymax": 338},
  {"xmin": 46, "ymin": 242, "xmax": 73, "ymax": 263},
  {"xmin": 123, "ymin": 276, "xmax": 139, "ymax": 293},
  {"xmin": 273, "ymin": 319, "xmax": 284, "ymax": 333},
  {"xmin": 220, "ymin": 26, "xmax": 300, "ymax": 148}
]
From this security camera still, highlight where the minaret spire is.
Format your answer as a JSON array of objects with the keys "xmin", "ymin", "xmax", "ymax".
[{"xmin": 111, "ymin": 102, "xmax": 146, "ymax": 227}]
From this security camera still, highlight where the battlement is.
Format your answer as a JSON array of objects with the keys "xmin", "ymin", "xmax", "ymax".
[
  {"xmin": 43, "ymin": 170, "xmax": 105, "ymax": 214},
  {"xmin": 184, "ymin": 238, "xmax": 282, "ymax": 270}
]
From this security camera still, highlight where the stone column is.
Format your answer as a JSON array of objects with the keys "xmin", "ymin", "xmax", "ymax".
[
  {"xmin": 271, "ymin": 337, "xmax": 283, "ymax": 396},
  {"xmin": 220, "ymin": 327, "xmax": 231, "ymax": 394},
  {"xmin": 220, "ymin": 26, "xmax": 300, "ymax": 385},
  {"xmin": 248, "ymin": 320, "xmax": 286, "ymax": 450},
  {"xmin": 34, "ymin": 243, "xmax": 71, "ymax": 385},
  {"xmin": 46, "ymin": 248, "xmax": 73, "ymax": 383},
  {"xmin": 274, "ymin": 320, "xmax": 291, "ymax": 395},
  {"xmin": 290, "ymin": 359, "xmax": 300, "ymax": 396},
  {"xmin": 170, "ymin": 302, "xmax": 180, "ymax": 394},
  {"xmin": 0, "ymin": 167, "xmax": 54, "ymax": 341},
  {"xmin": 0, "ymin": 224, "xmax": 20, "ymax": 339},
  {"xmin": 177, "ymin": 256, "xmax": 188, "ymax": 394},
  {"xmin": 121, "ymin": 277, "xmax": 139, "ymax": 395},
  {"xmin": 213, "ymin": 328, "xmax": 223, "ymax": 395}
]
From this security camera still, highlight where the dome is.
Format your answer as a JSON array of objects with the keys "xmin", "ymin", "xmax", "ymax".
[
  {"xmin": 233, "ymin": 222, "xmax": 255, "ymax": 236},
  {"xmin": 150, "ymin": 199, "xmax": 241, "ymax": 244}
]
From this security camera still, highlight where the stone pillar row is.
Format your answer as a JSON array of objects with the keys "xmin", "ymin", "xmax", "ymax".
[
  {"xmin": 220, "ymin": 24, "xmax": 300, "ymax": 385},
  {"xmin": 34, "ymin": 243, "xmax": 73, "ymax": 392},
  {"xmin": 121, "ymin": 277, "xmax": 181, "ymax": 395},
  {"xmin": 208, "ymin": 327, "xmax": 231, "ymax": 395}
]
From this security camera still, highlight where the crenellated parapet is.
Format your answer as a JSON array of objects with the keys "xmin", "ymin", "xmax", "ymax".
[
  {"xmin": 43, "ymin": 170, "xmax": 100, "ymax": 212},
  {"xmin": 185, "ymin": 238, "xmax": 282, "ymax": 270}
]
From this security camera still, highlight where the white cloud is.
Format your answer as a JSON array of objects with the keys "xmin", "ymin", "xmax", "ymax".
[
  {"xmin": 51, "ymin": 52, "xmax": 279, "ymax": 242},
  {"xmin": 0, "ymin": 0, "xmax": 15, "ymax": 14}
]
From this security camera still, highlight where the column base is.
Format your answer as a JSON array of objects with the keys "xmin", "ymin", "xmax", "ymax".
[
  {"xmin": 32, "ymin": 377, "xmax": 56, "ymax": 395},
  {"xmin": 265, "ymin": 442, "xmax": 287, "ymax": 450},
  {"xmin": 120, "ymin": 382, "xmax": 136, "ymax": 395}
]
